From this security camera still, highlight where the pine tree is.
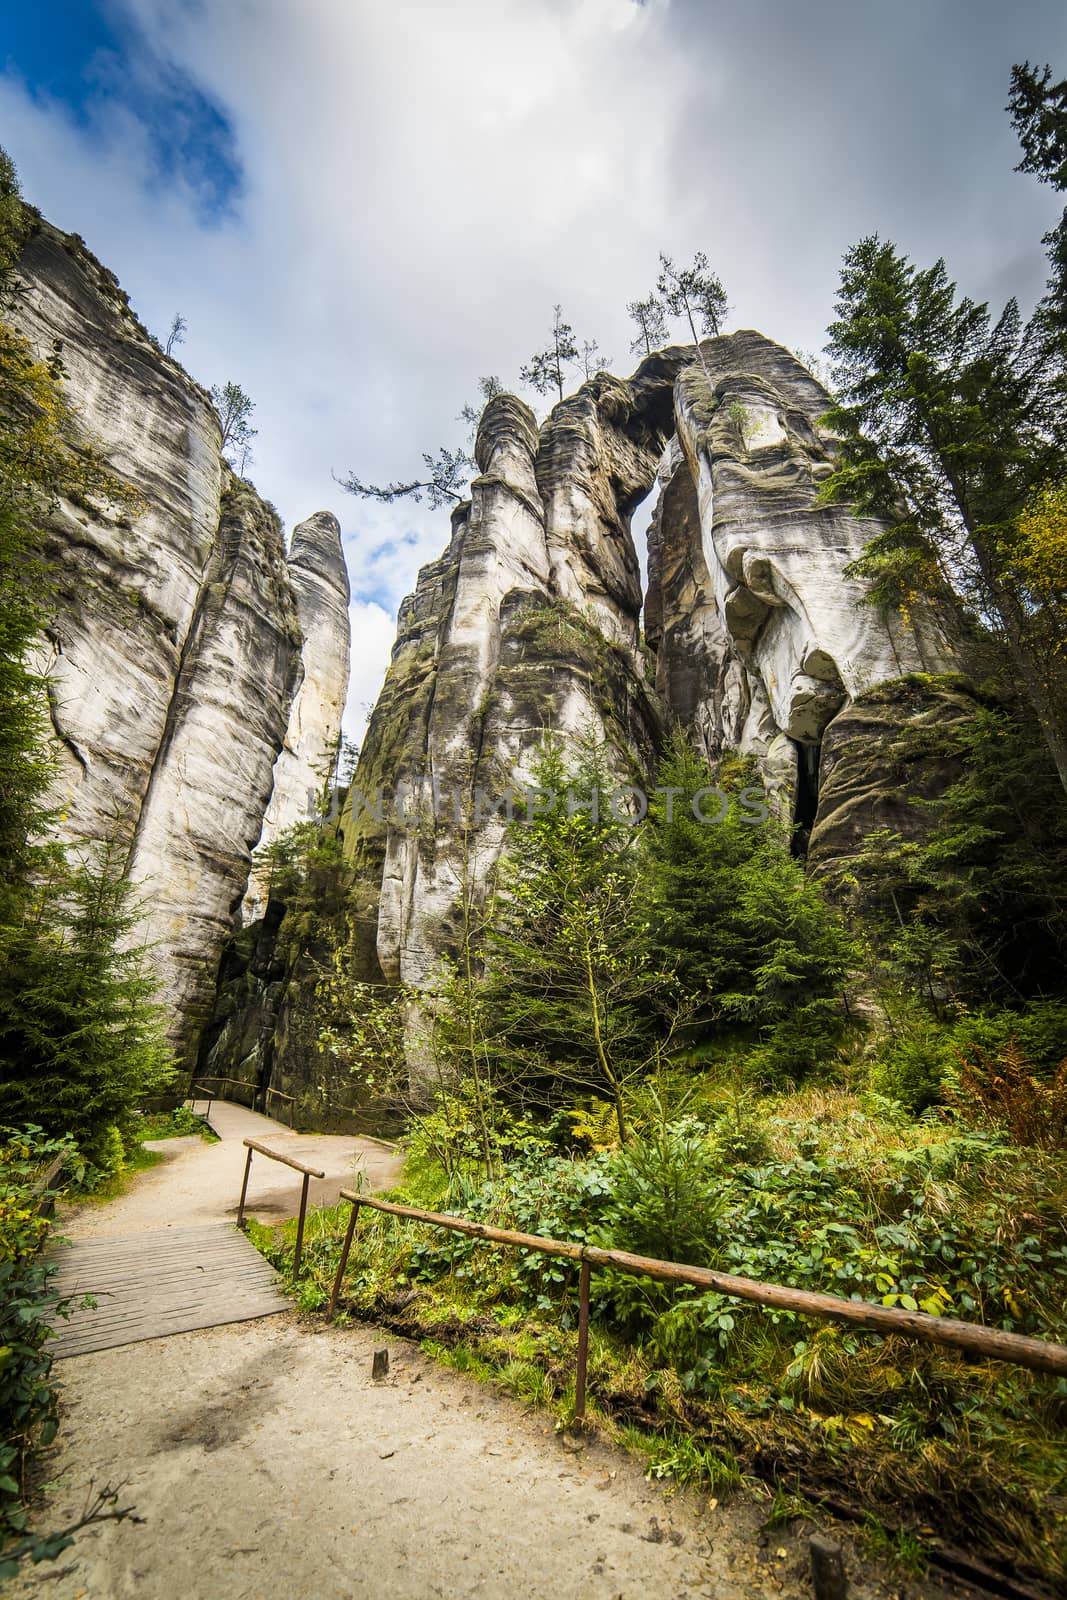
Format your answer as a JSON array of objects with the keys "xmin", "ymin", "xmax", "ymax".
[
  {"xmin": 164, "ymin": 313, "xmax": 186, "ymax": 357},
  {"xmin": 458, "ymin": 375, "xmax": 505, "ymax": 441},
  {"xmin": 577, "ymin": 339, "xmax": 612, "ymax": 379},
  {"xmin": 340, "ymin": 445, "xmax": 473, "ymax": 508},
  {"xmin": 654, "ymin": 252, "xmax": 728, "ymax": 355},
  {"xmin": 820, "ymin": 235, "xmax": 1067, "ymax": 794},
  {"xmin": 210, "ymin": 380, "xmax": 257, "ymax": 474},
  {"xmin": 643, "ymin": 733, "xmax": 856, "ymax": 1079},
  {"xmin": 626, "ymin": 295, "xmax": 669, "ymax": 357},
  {"xmin": 520, "ymin": 306, "xmax": 580, "ymax": 405}
]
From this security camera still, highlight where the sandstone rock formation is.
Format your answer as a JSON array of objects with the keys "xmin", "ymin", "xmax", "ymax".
[
  {"xmin": 12, "ymin": 217, "xmax": 349, "ymax": 1062},
  {"xmin": 243, "ymin": 510, "xmax": 351, "ymax": 920},
  {"xmin": 342, "ymin": 384, "xmax": 665, "ymax": 999},
  {"xmin": 342, "ymin": 333, "xmax": 959, "ymax": 1007}
]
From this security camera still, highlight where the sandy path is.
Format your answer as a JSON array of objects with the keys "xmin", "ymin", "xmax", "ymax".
[
  {"xmin": 61, "ymin": 1101, "xmax": 403, "ymax": 1239},
  {"xmin": 14, "ymin": 1109, "xmax": 957, "ymax": 1599},
  {"xmin": 14, "ymin": 1316, "xmax": 922, "ymax": 1600}
]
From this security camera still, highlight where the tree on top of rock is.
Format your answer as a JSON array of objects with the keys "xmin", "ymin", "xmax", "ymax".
[
  {"xmin": 520, "ymin": 305, "xmax": 580, "ymax": 404},
  {"xmin": 626, "ymin": 295, "xmax": 669, "ymax": 357},
  {"xmin": 210, "ymin": 380, "xmax": 257, "ymax": 475},
  {"xmin": 340, "ymin": 445, "xmax": 473, "ymax": 508},
  {"xmin": 458, "ymin": 374, "xmax": 505, "ymax": 442},
  {"xmin": 164, "ymin": 313, "xmax": 186, "ymax": 358},
  {"xmin": 654, "ymin": 252, "xmax": 728, "ymax": 347},
  {"xmin": 577, "ymin": 339, "xmax": 613, "ymax": 380}
]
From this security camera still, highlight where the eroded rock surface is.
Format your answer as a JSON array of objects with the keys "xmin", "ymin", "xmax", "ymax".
[
  {"xmin": 12, "ymin": 217, "xmax": 348, "ymax": 1061},
  {"xmin": 344, "ymin": 388, "xmax": 663, "ymax": 999},
  {"xmin": 344, "ymin": 334, "xmax": 959, "ymax": 1025},
  {"xmin": 243, "ymin": 511, "xmax": 351, "ymax": 920}
]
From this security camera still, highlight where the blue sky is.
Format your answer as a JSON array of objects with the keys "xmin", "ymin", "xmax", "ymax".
[
  {"xmin": 3, "ymin": 0, "xmax": 1067, "ymax": 737},
  {"xmin": 3, "ymin": 0, "xmax": 241, "ymax": 217}
]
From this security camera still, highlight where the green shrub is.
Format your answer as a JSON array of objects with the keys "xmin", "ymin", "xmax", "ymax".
[
  {"xmin": 949, "ymin": 1001, "xmax": 1067, "ymax": 1080},
  {"xmin": 0, "ymin": 1127, "xmax": 78, "ymax": 1567},
  {"xmin": 601, "ymin": 1115, "xmax": 726, "ymax": 1265},
  {"xmin": 869, "ymin": 1032, "xmax": 951, "ymax": 1113}
]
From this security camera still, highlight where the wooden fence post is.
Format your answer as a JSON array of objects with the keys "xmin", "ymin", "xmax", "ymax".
[
  {"xmin": 293, "ymin": 1171, "xmax": 311, "ymax": 1279},
  {"xmin": 236, "ymin": 1145, "xmax": 254, "ymax": 1229},
  {"xmin": 328, "ymin": 1197, "xmax": 361, "ymax": 1318},
  {"xmin": 575, "ymin": 1257, "xmax": 591, "ymax": 1423}
]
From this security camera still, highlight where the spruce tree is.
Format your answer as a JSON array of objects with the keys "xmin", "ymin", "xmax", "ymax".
[
  {"xmin": 482, "ymin": 741, "xmax": 677, "ymax": 1142},
  {"xmin": 0, "ymin": 851, "xmax": 173, "ymax": 1162},
  {"xmin": 820, "ymin": 235, "xmax": 1067, "ymax": 794},
  {"xmin": 1008, "ymin": 61, "xmax": 1067, "ymax": 341},
  {"xmin": 643, "ymin": 734, "xmax": 856, "ymax": 1079}
]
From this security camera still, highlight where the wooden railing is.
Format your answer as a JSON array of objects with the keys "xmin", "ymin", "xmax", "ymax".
[
  {"xmin": 188, "ymin": 1081, "xmax": 217, "ymax": 1120},
  {"xmin": 189, "ymin": 1077, "xmax": 296, "ymax": 1126},
  {"xmin": 30, "ymin": 1152, "xmax": 67, "ymax": 1233},
  {"xmin": 265, "ymin": 1086, "xmax": 297, "ymax": 1127},
  {"xmin": 236, "ymin": 1139, "xmax": 325, "ymax": 1278},
  {"xmin": 327, "ymin": 1191, "xmax": 1067, "ymax": 1422},
  {"xmin": 191, "ymin": 1074, "xmax": 388, "ymax": 1136},
  {"xmin": 189, "ymin": 1074, "xmax": 259, "ymax": 1112}
]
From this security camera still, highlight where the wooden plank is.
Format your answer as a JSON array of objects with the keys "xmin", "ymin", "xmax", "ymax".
[
  {"xmin": 47, "ymin": 1223, "xmax": 289, "ymax": 1359},
  {"xmin": 340, "ymin": 1191, "xmax": 1067, "ymax": 1379},
  {"xmin": 243, "ymin": 1138, "xmax": 325, "ymax": 1178}
]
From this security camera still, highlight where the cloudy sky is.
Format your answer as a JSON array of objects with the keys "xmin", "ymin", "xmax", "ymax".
[{"xmin": 3, "ymin": 0, "xmax": 1066, "ymax": 739}]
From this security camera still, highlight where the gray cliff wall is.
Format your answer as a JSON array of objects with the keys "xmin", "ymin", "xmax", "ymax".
[
  {"xmin": 12, "ymin": 216, "xmax": 349, "ymax": 1063},
  {"xmin": 243, "ymin": 510, "xmax": 351, "ymax": 920},
  {"xmin": 341, "ymin": 383, "xmax": 666, "ymax": 1005},
  {"xmin": 342, "ymin": 333, "xmax": 961, "ymax": 1018}
]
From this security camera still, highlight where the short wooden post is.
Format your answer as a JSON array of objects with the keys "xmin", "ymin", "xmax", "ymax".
[
  {"xmin": 236, "ymin": 1144, "xmax": 254, "ymax": 1229},
  {"xmin": 293, "ymin": 1171, "xmax": 311, "ymax": 1279},
  {"xmin": 575, "ymin": 1257, "xmax": 591, "ymax": 1422},
  {"xmin": 327, "ymin": 1197, "xmax": 361, "ymax": 1318},
  {"xmin": 809, "ymin": 1532, "xmax": 848, "ymax": 1600}
]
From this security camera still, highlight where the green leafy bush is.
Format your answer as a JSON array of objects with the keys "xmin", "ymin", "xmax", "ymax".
[
  {"xmin": 869, "ymin": 1030, "xmax": 952, "ymax": 1112},
  {"xmin": 600, "ymin": 1115, "xmax": 725, "ymax": 1266},
  {"xmin": 0, "ymin": 1127, "xmax": 78, "ymax": 1567}
]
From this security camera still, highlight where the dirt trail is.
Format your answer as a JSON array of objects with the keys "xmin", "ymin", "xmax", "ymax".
[
  {"xmin": 14, "ymin": 1113, "xmax": 964, "ymax": 1599},
  {"xmin": 19, "ymin": 1316, "xmax": 928, "ymax": 1600},
  {"xmin": 62, "ymin": 1101, "xmax": 402, "ymax": 1239}
]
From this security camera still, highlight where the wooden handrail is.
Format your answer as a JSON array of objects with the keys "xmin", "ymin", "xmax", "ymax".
[
  {"xmin": 236, "ymin": 1139, "xmax": 325, "ymax": 1279},
  {"xmin": 30, "ymin": 1151, "xmax": 67, "ymax": 1233},
  {"xmin": 195, "ymin": 1074, "xmax": 399, "ymax": 1143},
  {"xmin": 327, "ymin": 1191, "xmax": 1067, "ymax": 1416},
  {"xmin": 242, "ymin": 1138, "xmax": 324, "ymax": 1179}
]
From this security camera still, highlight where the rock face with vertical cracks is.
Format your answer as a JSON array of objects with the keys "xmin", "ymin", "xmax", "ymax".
[
  {"xmin": 244, "ymin": 511, "xmax": 351, "ymax": 919},
  {"xmin": 345, "ymin": 332, "xmax": 961, "ymax": 1015},
  {"xmin": 12, "ymin": 216, "xmax": 349, "ymax": 1062},
  {"xmin": 342, "ymin": 385, "xmax": 665, "ymax": 1000}
]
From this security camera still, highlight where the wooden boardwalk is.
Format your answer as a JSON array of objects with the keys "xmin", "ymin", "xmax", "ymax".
[{"xmin": 47, "ymin": 1223, "xmax": 290, "ymax": 1360}]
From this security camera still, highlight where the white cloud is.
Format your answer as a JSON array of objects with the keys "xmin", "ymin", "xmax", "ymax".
[{"xmin": 4, "ymin": 0, "xmax": 1066, "ymax": 740}]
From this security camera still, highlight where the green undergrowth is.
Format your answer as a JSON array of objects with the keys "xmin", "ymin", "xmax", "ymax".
[
  {"xmin": 132, "ymin": 1106, "xmax": 218, "ymax": 1143},
  {"xmin": 251, "ymin": 1082, "xmax": 1067, "ymax": 1588},
  {"xmin": 0, "ymin": 1129, "xmax": 76, "ymax": 1572}
]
